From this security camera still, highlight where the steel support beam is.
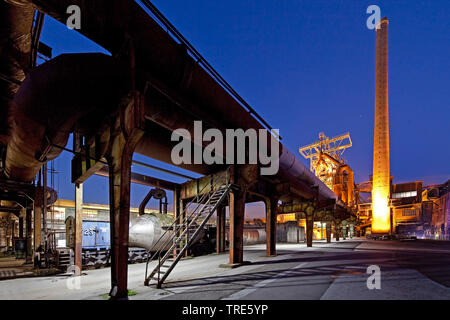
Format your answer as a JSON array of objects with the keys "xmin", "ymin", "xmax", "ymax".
[
  {"xmin": 334, "ymin": 221, "xmax": 341, "ymax": 241},
  {"xmin": 265, "ymin": 197, "xmax": 278, "ymax": 256},
  {"xmin": 107, "ymin": 91, "xmax": 145, "ymax": 300},
  {"xmin": 306, "ymin": 213, "xmax": 314, "ymax": 247},
  {"xmin": 19, "ymin": 216, "xmax": 23, "ymax": 238},
  {"xmin": 74, "ymin": 183, "xmax": 83, "ymax": 275},
  {"xmin": 25, "ymin": 208, "xmax": 32, "ymax": 263},
  {"xmin": 95, "ymin": 166, "xmax": 179, "ymax": 191},
  {"xmin": 33, "ymin": 189, "xmax": 42, "ymax": 252},
  {"xmin": 326, "ymin": 222, "xmax": 332, "ymax": 243},
  {"xmin": 342, "ymin": 223, "xmax": 347, "ymax": 240},
  {"xmin": 228, "ymin": 189, "xmax": 246, "ymax": 264}
]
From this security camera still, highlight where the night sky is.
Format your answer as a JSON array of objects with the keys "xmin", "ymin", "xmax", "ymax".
[{"xmin": 39, "ymin": 0, "xmax": 450, "ymax": 217}]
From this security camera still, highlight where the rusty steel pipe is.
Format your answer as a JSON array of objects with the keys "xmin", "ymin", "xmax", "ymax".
[
  {"xmin": 5, "ymin": 53, "xmax": 129, "ymax": 181},
  {"xmin": 0, "ymin": 0, "xmax": 34, "ymax": 141}
]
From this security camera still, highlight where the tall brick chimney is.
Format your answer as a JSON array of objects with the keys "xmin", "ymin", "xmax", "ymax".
[{"xmin": 372, "ymin": 17, "xmax": 391, "ymax": 233}]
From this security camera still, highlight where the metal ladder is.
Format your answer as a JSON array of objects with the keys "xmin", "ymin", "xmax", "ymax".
[{"xmin": 144, "ymin": 168, "xmax": 232, "ymax": 288}]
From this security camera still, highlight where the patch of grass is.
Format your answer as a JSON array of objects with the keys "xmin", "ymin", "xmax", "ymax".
[
  {"xmin": 128, "ymin": 290, "xmax": 137, "ymax": 296},
  {"xmin": 101, "ymin": 290, "xmax": 137, "ymax": 299}
]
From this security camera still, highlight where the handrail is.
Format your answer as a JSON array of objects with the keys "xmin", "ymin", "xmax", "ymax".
[
  {"xmin": 144, "ymin": 167, "xmax": 230, "ymax": 280},
  {"xmin": 148, "ymin": 171, "xmax": 228, "ymax": 257}
]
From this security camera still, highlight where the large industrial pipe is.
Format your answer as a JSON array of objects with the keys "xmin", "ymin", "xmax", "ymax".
[
  {"xmin": 8, "ymin": 0, "xmax": 338, "ymax": 203},
  {"xmin": 0, "ymin": 0, "xmax": 34, "ymax": 141},
  {"xmin": 5, "ymin": 53, "xmax": 129, "ymax": 181}
]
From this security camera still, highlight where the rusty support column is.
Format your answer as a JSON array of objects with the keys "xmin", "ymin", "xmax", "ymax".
[
  {"xmin": 216, "ymin": 205, "xmax": 226, "ymax": 253},
  {"xmin": 33, "ymin": 191, "xmax": 42, "ymax": 252},
  {"xmin": 228, "ymin": 189, "xmax": 246, "ymax": 265},
  {"xmin": 107, "ymin": 89, "xmax": 144, "ymax": 299},
  {"xmin": 42, "ymin": 164, "xmax": 47, "ymax": 245},
  {"xmin": 74, "ymin": 183, "xmax": 83, "ymax": 275},
  {"xmin": 306, "ymin": 213, "xmax": 314, "ymax": 247},
  {"xmin": 25, "ymin": 208, "xmax": 32, "ymax": 263},
  {"xmin": 265, "ymin": 197, "xmax": 278, "ymax": 256},
  {"xmin": 19, "ymin": 216, "xmax": 24, "ymax": 238},
  {"xmin": 342, "ymin": 223, "xmax": 347, "ymax": 240},
  {"xmin": 335, "ymin": 221, "xmax": 341, "ymax": 241},
  {"xmin": 326, "ymin": 222, "xmax": 332, "ymax": 243}
]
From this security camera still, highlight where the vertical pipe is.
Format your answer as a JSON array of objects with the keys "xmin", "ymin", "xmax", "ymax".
[{"xmin": 42, "ymin": 163, "xmax": 47, "ymax": 243}]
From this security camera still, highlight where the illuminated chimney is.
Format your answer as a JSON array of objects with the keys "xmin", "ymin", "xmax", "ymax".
[{"xmin": 372, "ymin": 17, "xmax": 391, "ymax": 233}]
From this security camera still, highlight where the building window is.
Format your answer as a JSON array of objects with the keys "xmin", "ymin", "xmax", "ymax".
[
  {"xmin": 392, "ymin": 191, "xmax": 417, "ymax": 199},
  {"xmin": 402, "ymin": 208, "xmax": 418, "ymax": 217}
]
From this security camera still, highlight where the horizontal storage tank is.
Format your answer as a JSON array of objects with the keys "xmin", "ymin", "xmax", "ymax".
[{"xmin": 128, "ymin": 213, "xmax": 174, "ymax": 251}]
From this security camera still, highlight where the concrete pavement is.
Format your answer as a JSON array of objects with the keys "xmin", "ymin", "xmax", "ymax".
[{"xmin": 1, "ymin": 239, "xmax": 450, "ymax": 300}]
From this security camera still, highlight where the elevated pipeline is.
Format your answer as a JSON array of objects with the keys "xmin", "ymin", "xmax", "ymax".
[
  {"xmin": 5, "ymin": 53, "xmax": 129, "ymax": 181},
  {"xmin": 5, "ymin": 0, "xmax": 338, "ymax": 203}
]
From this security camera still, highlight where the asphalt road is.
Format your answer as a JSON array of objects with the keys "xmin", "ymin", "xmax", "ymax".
[
  {"xmin": 1, "ymin": 239, "xmax": 450, "ymax": 300},
  {"xmin": 157, "ymin": 240, "xmax": 450, "ymax": 300}
]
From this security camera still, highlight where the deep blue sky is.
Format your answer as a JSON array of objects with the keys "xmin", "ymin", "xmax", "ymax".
[{"xmin": 40, "ymin": 0, "xmax": 449, "ymax": 216}]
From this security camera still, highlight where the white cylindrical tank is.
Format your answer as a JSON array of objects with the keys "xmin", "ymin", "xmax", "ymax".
[{"xmin": 129, "ymin": 213, "xmax": 174, "ymax": 251}]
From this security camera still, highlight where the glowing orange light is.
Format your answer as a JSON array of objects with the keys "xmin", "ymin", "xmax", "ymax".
[{"xmin": 372, "ymin": 187, "xmax": 390, "ymax": 233}]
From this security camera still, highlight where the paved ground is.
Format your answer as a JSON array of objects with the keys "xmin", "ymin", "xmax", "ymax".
[{"xmin": 1, "ymin": 238, "xmax": 450, "ymax": 300}]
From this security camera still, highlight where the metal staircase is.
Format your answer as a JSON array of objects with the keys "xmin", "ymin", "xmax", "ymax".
[{"xmin": 144, "ymin": 168, "xmax": 232, "ymax": 288}]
